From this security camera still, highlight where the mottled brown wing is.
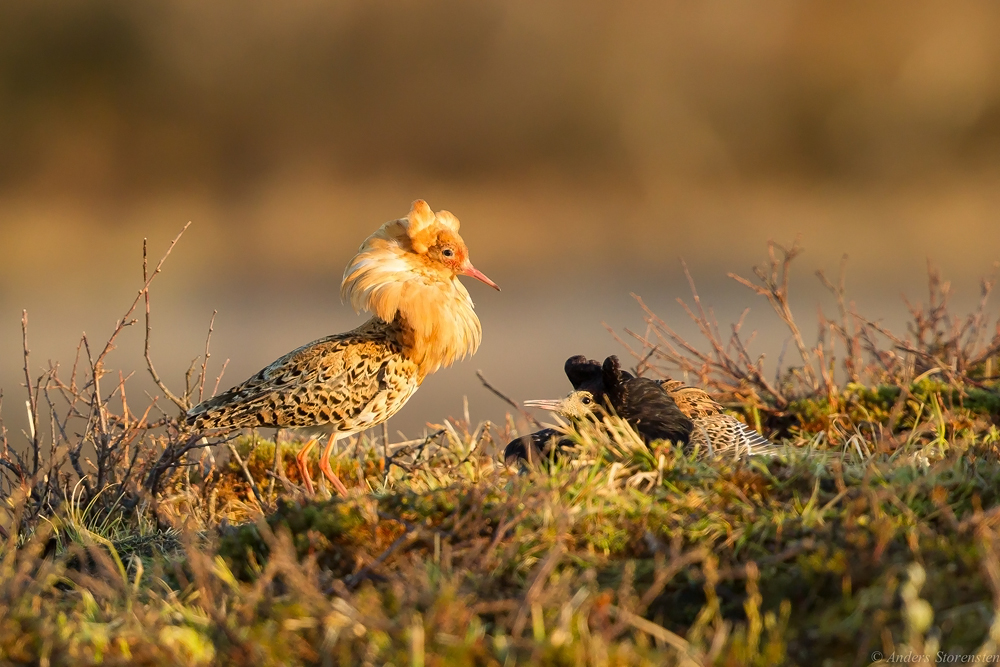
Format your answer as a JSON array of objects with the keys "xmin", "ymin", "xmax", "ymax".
[
  {"xmin": 657, "ymin": 379, "xmax": 687, "ymax": 393},
  {"xmin": 185, "ymin": 330, "xmax": 417, "ymax": 431},
  {"xmin": 666, "ymin": 386, "xmax": 724, "ymax": 418},
  {"xmin": 688, "ymin": 414, "xmax": 780, "ymax": 457}
]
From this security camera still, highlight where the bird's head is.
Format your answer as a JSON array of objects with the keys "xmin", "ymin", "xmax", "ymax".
[
  {"xmin": 413, "ymin": 211, "xmax": 499, "ymax": 291},
  {"xmin": 342, "ymin": 200, "xmax": 499, "ymax": 314},
  {"xmin": 341, "ymin": 200, "xmax": 498, "ymax": 376},
  {"xmin": 524, "ymin": 390, "xmax": 599, "ymax": 421}
]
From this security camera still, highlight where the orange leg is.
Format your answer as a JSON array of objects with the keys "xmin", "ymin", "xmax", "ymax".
[
  {"xmin": 295, "ymin": 439, "xmax": 317, "ymax": 495},
  {"xmin": 318, "ymin": 432, "xmax": 350, "ymax": 497}
]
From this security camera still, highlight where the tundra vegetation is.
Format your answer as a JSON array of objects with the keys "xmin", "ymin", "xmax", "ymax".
[{"xmin": 1, "ymin": 235, "xmax": 999, "ymax": 666}]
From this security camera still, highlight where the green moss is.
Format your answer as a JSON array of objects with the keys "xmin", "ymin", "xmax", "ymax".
[{"xmin": 11, "ymin": 379, "xmax": 1000, "ymax": 665}]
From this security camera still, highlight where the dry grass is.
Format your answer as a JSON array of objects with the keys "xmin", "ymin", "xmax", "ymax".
[{"xmin": 0, "ymin": 238, "xmax": 999, "ymax": 665}]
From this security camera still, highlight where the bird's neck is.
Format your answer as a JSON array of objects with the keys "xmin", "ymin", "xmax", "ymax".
[
  {"xmin": 354, "ymin": 285, "xmax": 482, "ymax": 382},
  {"xmin": 396, "ymin": 279, "xmax": 482, "ymax": 381}
]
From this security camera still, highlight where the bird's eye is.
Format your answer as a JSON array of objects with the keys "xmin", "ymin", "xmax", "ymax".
[{"xmin": 442, "ymin": 248, "xmax": 455, "ymax": 258}]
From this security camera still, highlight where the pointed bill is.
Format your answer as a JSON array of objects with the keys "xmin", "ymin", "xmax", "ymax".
[
  {"xmin": 461, "ymin": 262, "xmax": 501, "ymax": 291},
  {"xmin": 522, "ymin": 399, "xmax": 564, "ymax": 411}
]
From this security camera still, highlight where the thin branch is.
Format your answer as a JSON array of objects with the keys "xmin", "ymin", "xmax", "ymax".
[
  {"xmin": 198, "ymin": 311, "xmax": 218, "ymax": 403},
  {"xmin": 142, "ymin": 229, "xmax": 192, "ymax": 412},
  {"xmin": 728, "ymin": 239, "xmax": 817, "ymax": 392},
  {"xmin": 226, "ymin": 441, "xmax": 264, "ymax": 511},
  {"xmin": 476, "ymin": 371, "xmax": 543, "ymax": 428},
  {"xmin": 21, "ymin": 311, "xmax": 40, "ymax": 474},
  {"xmin": 212, "ymin": 359, "xmax": 230, "ymax": 398}
]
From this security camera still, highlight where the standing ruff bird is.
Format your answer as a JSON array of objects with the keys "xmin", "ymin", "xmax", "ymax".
[{"xmin": 186, "ymin": 200, "xmax": 499, "ymax": 495}]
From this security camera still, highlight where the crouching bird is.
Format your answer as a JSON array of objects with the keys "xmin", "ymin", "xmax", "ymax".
[
  {"xmin": 511, "ymin": 355, "xmax": 779, "ymax": 465},
  {"xmin": 186, "ymin": 200, "xmax": 499, "ymax": 495},
  {"xmin": 505, "ymin": 354, "xmax": 693, "ymax": 466},
  {"xmin": 560, "ymin": 355, "xmax": 779, "ymax": 455},
  {"xmin": 521, "ymin": 355, "xmax": 693, "ymax": 450}
]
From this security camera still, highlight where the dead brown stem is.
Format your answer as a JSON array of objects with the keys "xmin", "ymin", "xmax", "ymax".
[
  {"xmin": 728, "ymin": 239, "xmax": 817, "ymax": 392},
  {"xmin": 476, "ymin": 370, "xmax": 543, "ymax": 429},
  {"xmin": 21, "ymin": 311, "xmax": 40, "ymax": 475},
  {"xmin": 142, "ymin": 227, "xmax": 193, "ymax": 412},
  {"xmin": 197, "ymin": 311, "xmax": 217, "ymax": 403}
]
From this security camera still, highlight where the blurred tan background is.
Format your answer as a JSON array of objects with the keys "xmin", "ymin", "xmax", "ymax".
[{"xmin": 2, "ymin": 1, "xmax": 1000, "ymax": 440}]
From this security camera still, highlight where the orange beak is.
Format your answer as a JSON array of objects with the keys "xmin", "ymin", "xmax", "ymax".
[{"xmin": 461, "ymin": 262, "xmax": 501, "ymax": 291}]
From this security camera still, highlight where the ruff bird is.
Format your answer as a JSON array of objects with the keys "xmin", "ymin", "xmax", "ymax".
[
  {"xmin": 563, "ymin": 355, "xmax": 724, "ymax": 417},
  {"xmin": 524, "ymin": 355, "xmax": 692, "ymax": 445},
  {"xmin": 564, "ymin": 355, "xmax": 774, "ymax": 452},
  {"xmin": 504, "ymin": 354, "xmax": 688, "ymax": 467},
  {"xmin": 186, "ymin": 200, "xmax": 499, "ymax": 495},
  {"xmin": 517, "ymin": 355, "xmax": 779, "ymax": 461}
]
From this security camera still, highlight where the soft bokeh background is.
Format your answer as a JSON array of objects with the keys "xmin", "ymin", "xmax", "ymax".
[{"xmin": 2, "ymin": 0, "xmax": 1000, "ymax": 441}]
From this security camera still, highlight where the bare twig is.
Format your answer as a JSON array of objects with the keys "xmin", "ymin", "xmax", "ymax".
[
  {"xmin": 625, "ymin": 291, "xmax": 787, "ymax": 408},
  {"xmin": 607, "ymin": 605, "xmax": 703, "ymax": 663},
  {"xmin": 142, "ymin": 227, "xmax": 193, "ymax": 412},
  {"xmin": 476, "ymin": 371, "xmax": 543, "ymax": 428},
  {"xmin": 198, "ymin": 311, "xmax": 217, "ymax": 403},
  {"xmin": 226, "ymin": 440, "xmax": 264, "ymax": 511},
  {"xmin": 212, "ymin": 359, "xmax": 230, "ymax": 398},
  {"xmin": 144, "ymin": 434, "xmax": 219, "ymax": 497},
  {"xmin": 728, "ymin": 239, "xmax": 818, "ymax": 392},
  {"xmin": 21, "ymin": 311, "xmax": 40, "ymax": 475}
]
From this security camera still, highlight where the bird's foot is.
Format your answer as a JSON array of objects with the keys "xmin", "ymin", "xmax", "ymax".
[
  {"xmin": 318, "ymin": 456, "xmax": 350, "ymax": 497},
  {"xmin": 296, "ymin": 439, "xmax": 317, "ymax": 495}
]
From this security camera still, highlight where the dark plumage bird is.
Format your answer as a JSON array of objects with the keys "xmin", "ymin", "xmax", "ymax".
[
  {"xmin": 504, "ymin": 355, "xmax": 693, "ymax": 467},
  {"xmin": 561, "ymin": 355, "xmax": 778, "ymax": 455},
  {"xmin": 526, "ymin": 355, "xmax": 693, "ymax": 445},
  {"xmin": 505, "ymin": 354, "xmax": 780, "ymax": 467},
  {"xmin": 563, "ymin": 354, "xmax": 723, "ymax": 417}
]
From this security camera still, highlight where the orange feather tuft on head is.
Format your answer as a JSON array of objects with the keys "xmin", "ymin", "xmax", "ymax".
[
  {"xmin": 340, "ymin": 200, "xmax": 494, "ymax": 378},
  {"xmin": 406, "ymin": 199, "xmax": 440, "ymax": 253}
]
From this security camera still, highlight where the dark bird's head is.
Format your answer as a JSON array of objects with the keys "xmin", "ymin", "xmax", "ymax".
[
  {"xmin": 564, "ymin": 355, "xmax": 603, "ymax": 388},
  {"xmin": 601, "ymin": 355, "xmax": 631, "ymax": 409},
  {"xmin": 503, "ymin": 428, "xmax": 571, "ymax": 468},
  {"xmin": 565, "ymin": 354, "xmax": 627, "ymax": 408},
  {"xmin": 546, "ymin": 353, "xmax": 692, "ymax": 446}
]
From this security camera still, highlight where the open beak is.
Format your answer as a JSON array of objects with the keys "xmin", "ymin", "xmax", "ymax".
[
  {"xmin": 461, "ymin": 262, "xmax": 501, "ymax": 291},
  {"xmin": 522, "ymin": 399, "xmax": 563, "ymax": 411}
]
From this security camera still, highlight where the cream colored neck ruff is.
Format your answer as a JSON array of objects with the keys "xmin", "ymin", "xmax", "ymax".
[{"xmin": 341, "ymin": 216, "xmax": 483, "ymax": 380}]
